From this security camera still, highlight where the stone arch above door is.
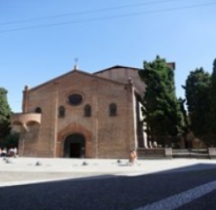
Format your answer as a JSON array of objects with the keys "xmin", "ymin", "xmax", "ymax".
[
  {"xmin": 57, "ymin": 123, "xmax": 93, "ymax": 158},
  {"xmin": 64, "ymin": 133, "xmax": 85, "ymax": 158}
]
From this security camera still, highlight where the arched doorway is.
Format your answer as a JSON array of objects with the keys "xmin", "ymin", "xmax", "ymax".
[{"xmin": 64, "ymin": 133, "xmax": 85, "ymax": 158}]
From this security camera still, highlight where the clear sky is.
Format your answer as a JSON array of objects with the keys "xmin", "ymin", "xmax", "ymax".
[{"xmin": 1, "ymin": 0, "xmax": 216, "ymax": 112}]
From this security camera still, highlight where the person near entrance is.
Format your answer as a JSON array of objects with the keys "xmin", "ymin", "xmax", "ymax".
[{"xmin": 128, "ymin": 150, "xmax": 137, "ymax": 165}]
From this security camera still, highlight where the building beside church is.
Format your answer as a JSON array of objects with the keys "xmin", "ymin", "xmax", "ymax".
[{"xmin": 11, "ymin": 64, "xmax": 174, "ymax": 159}]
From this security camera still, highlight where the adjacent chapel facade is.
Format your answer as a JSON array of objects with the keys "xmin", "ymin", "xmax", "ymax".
[{"xmin": 11, "ymin": 65, "xmax": 158, "ymax": 158}]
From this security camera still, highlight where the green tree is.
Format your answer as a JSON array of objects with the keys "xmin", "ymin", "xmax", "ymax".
[
  {"xmin": 178, "ymin": 98, "xmax": 190, "ymax": 133},
  {"xmin": 139, "ymin": 56, "xmax": 183, "ymax": 146},
  {"xmin": 209, "ymin": 59, "xmax": 216, "ymax": 143},
  {"xmin": 183, "ymin": 68, "xmax": 211, "ymax": 140},
  {"xmin": 0, "ymin": 132, "xmax": 19, "ymax": 149},
  {"xmin": 0, "ymin": 87, "xmax": 12, "ymax": 146}
]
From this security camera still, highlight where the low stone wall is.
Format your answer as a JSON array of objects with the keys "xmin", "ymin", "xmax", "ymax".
[
  {"xmin": 208, "ymin": 148, "xmax": 216, "ymax": 159},
  {"xmin": 137, "ymin": 148, "xmax": 216, "ymax": 159},
  {"xmin": 172, "ymin": 149, "xmax": 209, "ymax": 159},
  {"xmin": 137, "ymin": 148, "xmax": 166, "ymax": 159}
]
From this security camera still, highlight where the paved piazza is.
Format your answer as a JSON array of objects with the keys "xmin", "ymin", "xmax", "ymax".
[{"xmin": 1, "ymin": 157, "xmax": 216, "ymax": 210}]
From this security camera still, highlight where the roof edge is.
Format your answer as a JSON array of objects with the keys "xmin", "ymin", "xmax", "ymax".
[{"xmin": 28, "ymin": 69, "xmax": 127, "ymax": 92}]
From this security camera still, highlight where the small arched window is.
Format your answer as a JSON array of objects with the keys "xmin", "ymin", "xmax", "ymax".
[
  {"xmin": 58, "ymin": 106, "xmax": 65, "ymax": 118},
  {"xmin": 109, "ymin": 103, "xmax": 117, "ymax": 116},
  {"xmin": 35, "ymin": 107, "xmax": 42, "ymax": 113},
  {"xmin": 84, "ymin": 104, "xmax": 91, "ymax": 117}
]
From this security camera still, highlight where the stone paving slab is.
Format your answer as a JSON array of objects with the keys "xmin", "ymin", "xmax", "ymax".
[{"xmin": 1, "ymin": 157, "xmax": 216, "ymax": 187}]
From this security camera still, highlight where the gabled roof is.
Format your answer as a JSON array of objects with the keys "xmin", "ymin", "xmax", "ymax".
[
  {"xmin": 94, "ymin": 65, "xmax": 142, "ymax": 75},
  {"xmin": 94, "ymin": 63, "xmax": 175, "ymax": 75},
  {"xmin": 28, "ymin": 68, "xmax": 127, "ymax": 92},
  {"xmin": 27, "ymin": 63, "xmax": 175, "ymax": 93}
]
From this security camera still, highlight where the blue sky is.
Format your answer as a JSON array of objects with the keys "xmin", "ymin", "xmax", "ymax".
[{"xmin": 1, "ymin": 0, "xmax": 216, "ymax": 112}]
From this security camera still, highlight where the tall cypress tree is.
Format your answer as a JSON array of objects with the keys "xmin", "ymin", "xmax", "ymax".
[
  {"xmin": 183, "ymin": 68, "xmax": 211, "ymax": 140},
  {"xmin": 210, "ymin": 59, "xmax": 216, "ymax": 142},
  {"xmin": 139, "ymin": 56, "xmax": 183, "ymax": 146},
  {"xmin": 0, "ymin": 88, "xmax": 12, "ymax": 141}
]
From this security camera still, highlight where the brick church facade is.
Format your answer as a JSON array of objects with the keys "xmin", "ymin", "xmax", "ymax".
[{"xmin": 11, "ymin": 65, "xmax": 151, "ymax": 159}]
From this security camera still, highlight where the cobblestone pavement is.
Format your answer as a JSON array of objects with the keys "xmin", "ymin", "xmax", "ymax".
[
  {"xmin": 1, "ymin": 157, "xmax": 216, "ymax": 185},
  {"xmin": 0, "ymin": 171, "xmax": 106, "ymax": 183},
  {"xmin": 1, "ymin": 158, "xmax": 216, "ymax": 210},
  {"xmin": 1, "ymin": 166, "xmax": 216, "ymax": 210}
]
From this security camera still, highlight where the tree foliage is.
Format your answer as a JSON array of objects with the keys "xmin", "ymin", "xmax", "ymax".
[
  {"xmin": 182, "ymin": 68, "xmax": 211, "ymax": 138},
  {"xmin": 0, "ymin": 132, "xmax": 19, "ymax": 148},
  {"xmin": 210, "ymin": 59, "xmax": 216, "ymax": 138},
  {"xmin": 0, "ymin": 87, "xmax": 12, "ymax": 142},
  {"xmin": 139, "ymin": 56, "xmax": 183, "ymax": 145}
]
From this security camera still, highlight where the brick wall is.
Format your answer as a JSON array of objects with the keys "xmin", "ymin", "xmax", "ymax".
[{"xmin": 21, "ymin": 70, "xmax": 137, "ymax": 158}]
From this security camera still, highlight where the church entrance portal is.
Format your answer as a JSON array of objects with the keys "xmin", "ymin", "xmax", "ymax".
[{"xmin": 64, "ymin": 134, "xmax": 85, "ymax": 158}]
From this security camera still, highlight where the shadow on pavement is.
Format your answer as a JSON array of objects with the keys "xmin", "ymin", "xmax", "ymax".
[{"xmin": 1, "ymin": 162, "xmax": 216, "ymax": 189}]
